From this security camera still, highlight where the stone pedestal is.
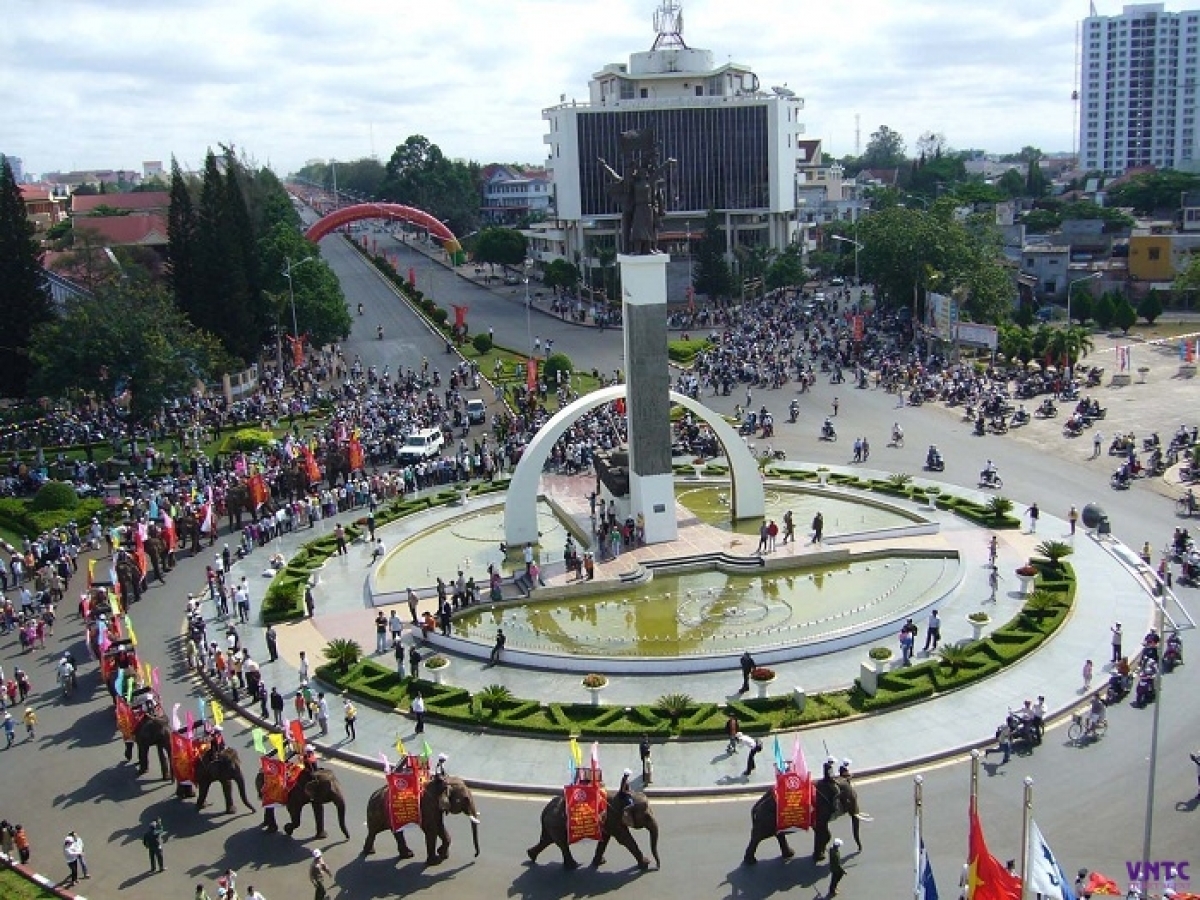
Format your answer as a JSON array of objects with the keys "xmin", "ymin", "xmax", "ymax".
[{"xmin": 619, "ymin": 253, "xmax": 678, "ymax": 545}]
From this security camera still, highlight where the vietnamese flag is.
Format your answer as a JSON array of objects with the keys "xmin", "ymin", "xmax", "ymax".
[
  {"xmin": 967, "ymin": 805, "xmax": 1022, "ymax": 900},
  {"xmin": 526, "ymin": 358, "xmax": 538, "ymax": 390}
]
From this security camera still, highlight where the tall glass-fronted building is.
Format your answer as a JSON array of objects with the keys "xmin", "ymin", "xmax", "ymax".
[{"xmin": 539, "ymin": 1, "xmax": 808, "ymax": 266}]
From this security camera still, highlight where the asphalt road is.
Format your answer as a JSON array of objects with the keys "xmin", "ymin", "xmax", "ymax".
[{"xmin": 2, "ymin": 235, "xmax": 1196, "ymax": 900}]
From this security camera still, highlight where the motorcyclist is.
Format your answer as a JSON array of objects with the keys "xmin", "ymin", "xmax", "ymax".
[
  {"xmin": 357, "ymin": 302, "xmax": 364, "ymax": 316},
  {"xmin": 1187, "ymin": 489, "xmax": 1197, "ymax": 515},
  {"xmin": 981, "ymin": 459, "xmax": 997, "ymax": 484},
  {"xmin": 926, "ymin": 445, "xmax": 942, "ymax": 468},
  {"xmin": 377, "ymin": 324, "xmax": 384, "ymax": 340},
  {"xmin": 892, "ymin": 423, "xmax": 903, "ymax": 444},
  {"xmin": 822, "ymin": 417, "xmax": 835, "ymax": 439},
  {"xmin": 788, "ymin": 400, "xmax": 799, "ymax": 423}
]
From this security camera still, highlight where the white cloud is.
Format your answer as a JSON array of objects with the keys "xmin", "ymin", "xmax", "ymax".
[{"xmin": 2, "ymin": 0, "xmax": 1096, "ymax": 177}]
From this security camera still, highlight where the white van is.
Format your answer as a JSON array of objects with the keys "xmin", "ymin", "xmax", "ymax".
[{"xmin": 397, "ymin": 428, "xmax": 444, "ymax": 463}]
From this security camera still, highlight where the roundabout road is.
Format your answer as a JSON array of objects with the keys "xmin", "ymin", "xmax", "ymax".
[{"xmin": 3, "ymin": 243, "xmax": 1196, "ymax": 899}]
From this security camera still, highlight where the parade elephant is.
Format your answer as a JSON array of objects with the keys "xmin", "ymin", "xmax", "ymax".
[
  {"xmin": 741, "ymin": 774, "xmax": 861, "ymax": 866},
  {"xmin": 124, "ymin": 714, "xmax": 171, "ymax": 780},
  {"xmin": 114, "ymin": 553, "xmax": 143, "ymax": 605},
  {"xmin": 256, "ymin": 765, "xmax": 350, "ymax": 840},
  {"xmin": 143, "ymin": 534, "xmax": 170, "ymax": 584},
  {"xmin": 175, "ymin": 510, "xmax": 204, "ymax": 555},
  {"xmin": 195, "ymin": 748, "xmax": 255, "ymax": 814},
  {"xmin": 361, "ymin": 776, "xmax": 481, "ymax": 865},
  {"xmin": 225, "ymin": 485, "xmax": 253, "ymax": 531},
  {"xmin": 526, "ymin": 791, "xmax": 660, "ymax": 871},
  {"xmin": 323, "ymin": 448, "xmax": 350, "ymax": 487}
]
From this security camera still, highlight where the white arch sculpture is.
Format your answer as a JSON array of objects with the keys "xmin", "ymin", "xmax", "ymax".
[{"xmin": 504, "ymin": 386, "xmax": 765, "ymax": 547}]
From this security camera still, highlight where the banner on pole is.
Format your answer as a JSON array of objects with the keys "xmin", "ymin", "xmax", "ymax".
[
  {"xmin": 564, "ymin": 780, "xmax": 606, "ymax": 844},
  {"xmin": 775, "ymin": 770, "xmax": 814, "ymax": 831}
]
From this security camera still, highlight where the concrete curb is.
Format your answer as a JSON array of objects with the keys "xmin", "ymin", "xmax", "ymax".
[{"xmin": 0, "ymin": 852, "xmax": 87, "ymax": 900}]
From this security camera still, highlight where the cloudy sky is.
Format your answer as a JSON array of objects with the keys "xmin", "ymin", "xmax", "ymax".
[{"xmin": 4, "ymin": 0, "xmax": 1117, "ymax": 179}]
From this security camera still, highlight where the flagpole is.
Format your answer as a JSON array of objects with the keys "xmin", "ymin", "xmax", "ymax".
[
  {"xmin": 914, "ymin": 774, "xmax": 924, "ymax": 900},
  {"xmin": 969, "ymin": 748, "xmax": 980, "ymax": 811},
  {"xmin": 1020, "ymin": 777, "xmax": 1035, "ymax": 898}
]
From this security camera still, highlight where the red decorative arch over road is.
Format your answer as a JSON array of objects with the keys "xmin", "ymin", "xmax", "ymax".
[{"xmin": 304, "ymin": 203, "xmax": 464, "ymax": 263}]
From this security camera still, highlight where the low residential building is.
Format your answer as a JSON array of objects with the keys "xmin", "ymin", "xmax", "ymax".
[
  {"xmin": 18, "ymin": 184, "xmax": 67, "ymax": 231},
  {"xmin": 1021, "ymin": 243, "xmax": 1071, "ymax": 299},
  {"xmin": 1128, "ymin": 230, "xmax": 1200, "ymax": 282},
  {"xmin": 480, "ymin": 165, "xmax": 553, "ymax": 225},
  {"xmin": 71, "ymin": 190, "xmax": 169, "ymax": 216}
]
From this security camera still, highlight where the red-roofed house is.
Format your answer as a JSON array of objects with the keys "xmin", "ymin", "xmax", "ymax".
[
  {"xmin": 71, "ymin": 191, "xmax": 170, "ymax": 216},
  {"xmin": 73, "ymin": 214, "xmax": 168, "ymax": 247}
]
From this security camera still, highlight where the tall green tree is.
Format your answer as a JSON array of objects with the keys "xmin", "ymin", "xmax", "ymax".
[
  {"xmin": 1106, "ymin": 169, "xmax": 1200, "ymax": 214},
  {"xmin": 473, "ymin": 227, "xmax": 527, "ymax": 268},
  {"xmin": 1113, "ymin": 296, "xmax": 1138, "ymax": 334},
  {"xmin": 0, "ymin": 157, "xmax": 53, "ymax": 397},
  {"xmin": 692, "ymin": 209, "xmax": 734, "ymax": 301},
  {"xmin": 861, "ymin": 125, "xmax": 907, "ymax": 170},
  {"xmin": 765, "ymin": 243, "xmax": 806, "ymax": 290},
  {"xmin": 379, "ymin": 135, "xmax": 481, "ymax": 237},
  {"xmin": 258, "ymin": 222, "xmax": 350, "ymax": 348},
  {"xmin": 1025, "ymin": 159, "xmax": 1047, "ymax": 198},
  {"xmin": 1137, "ymin": 289, "xmax": 1164, "ymax": 324},
  {"xmin": 167, "ymin": 157, "xmax": 199, "ymax": 317},
  {"xmin": 28, "ymin": 284, "xmax": 233, "ymax": 422}
]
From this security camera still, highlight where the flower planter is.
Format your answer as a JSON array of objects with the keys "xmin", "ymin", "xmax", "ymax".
[
  {"xmin": 817, "ymin": 469, "xmax": 830, "ymax": 486},
  {"xmin": 968, "ymin": 615, "xmax": 990, "ymax": 641},
  {"xmin": 582, "ymin": 676, "xmax": 608, "ymax": 706},
  {"xmin": 458, "ymin": 488, "xmax": 471, "ymax": 506},
  {"xmin": 585, "ymin": 684, "xmax": 606, "ymax": 706},
  {"xmin": 1017, "ymin": 573, "xmax": 1036, "ymax": 596},
  {"xmin": 427, "ymin": 661, "xmax": 449, "ymax": 685},
  {"xmin": 754, "ymin": 676, "xmax": 776, "ymax": 699},
  {"xmin": 925, "ymin": 489, "xmax": 940, "ymax": 511},
  {"xmin": 691, "ymin": 464, "xmax": 706, "ymax": 480},
  {"xmin": 1137, "ymin": 367, "xmax": 1150, "ymax": 384}
]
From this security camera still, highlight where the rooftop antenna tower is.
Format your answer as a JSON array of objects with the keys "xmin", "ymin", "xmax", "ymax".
[
  {"xmin": 651, "ymin": 0, "xmax": 689, "ymax": 50},
  {"xmin": 855, "ymin": 113, "xmax": 861, "ymax": 156}
]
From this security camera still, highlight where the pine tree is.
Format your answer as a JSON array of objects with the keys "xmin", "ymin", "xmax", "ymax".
[
  {"xmin": 167, "ymin": 157, "xmax": 198, "ymax": 318},
  {"xmin": 692, "ymin": 209, "xmax": 734, "ymax": 301},
  {"xmin": 221, "ymin": 156, "xmax": 266, "ymax": 361},
  {"xmin": 0, "ymin": 157, "xmax": 53, "ymax": 397}
]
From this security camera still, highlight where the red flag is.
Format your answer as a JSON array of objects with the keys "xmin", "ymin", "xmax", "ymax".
[
  {"xmin": 288, "ymin": 718, "xmax": 306, "ymax": 753},
  {"xmin": 967, "ymin": 805, "xmax": 1022, "ymax": 900},
  {"xmin": 386, "ymin": 768, "xmax": 423, "ymax": 831},
  {"xmin": 302, "ymin": 447, "xmax": 322, "ymax": 485},
  {"xmin": 452, "ymin": 304, "xmax": 468, "ymax": 328},
  {"xmin": 526, "ymin": 358, "xmax": 538, "ymax": 390},
  {"xmin": 259, "ymin": 756, "xmax": 291, "ymax": 807},
  {"xmin": 564, "ymin": 781, "xmax": 606, "ymax": 843},
  {"xmin": 170, "ymin": 732, "xmax": 199, "ymax": 785},
  {"xmin": 248, "ymin": 473, "xmax": 269, "ymax": 508},
  {"xmin": 348, "ymin": 436, "xmax": 364, "ymax": 472}
]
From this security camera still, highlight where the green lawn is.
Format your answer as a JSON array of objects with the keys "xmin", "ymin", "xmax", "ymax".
[
  {"xmin": 459, "ymin": 343, "xmax": 602, "ymax": 396},
  {"xmin": 0, "ymin": 869, "xmax": 61, "ymax": 900}
]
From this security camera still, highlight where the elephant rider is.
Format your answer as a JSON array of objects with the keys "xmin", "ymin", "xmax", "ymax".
[
  {"xmin": 431, "ymin": 753, "xmax": 451, "ymax": 813},
  {"xmin": 837, "ymin": 758, "xmax": 864, "ymax": 852},
  {"xmin": 207, "ymin": 726, "xmax": 226, "ymax": 761},
  {"xmin": 303, "ymin": 746, "xmax": 320, "ymax": 775},
  {"xmin": 616, "ymin": 768, "xmax": 636, "ymax": 826},
  {"xmin": 812, "ymin": 760, "xmax": 840, "ymax": 863}
]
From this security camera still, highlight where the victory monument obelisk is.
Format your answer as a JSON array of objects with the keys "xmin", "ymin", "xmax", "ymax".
[{"xmin": 602, "ymin": 130, "xmax": 678, "ymax": 544}]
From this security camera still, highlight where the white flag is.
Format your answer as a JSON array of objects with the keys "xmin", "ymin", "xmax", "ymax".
[{"xmin": 1026, "ymin": 819, "xmax": 1076, "ymax": 900}]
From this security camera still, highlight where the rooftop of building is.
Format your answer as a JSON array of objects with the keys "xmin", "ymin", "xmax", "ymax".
[{"xmin": 72, "ymin": 191, "xmax": 170, "ymax": 215}]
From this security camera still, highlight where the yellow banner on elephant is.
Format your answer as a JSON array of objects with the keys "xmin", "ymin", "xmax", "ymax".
[
  {"xmin": 210, "ymin": 700, "xmax": 224, "ymax": 727},
  {"xmin": 269, "ymin": 732, "xmax": 286, "ymax": 760}
]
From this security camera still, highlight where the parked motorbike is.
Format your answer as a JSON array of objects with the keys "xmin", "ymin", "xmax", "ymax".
[
  {"xmin": 1162, "ymin": 633, "xmax": 1183, "ymax": 673},
  {"xmin": 1134, "ymin": 673, "xmax": 1157, "ymax": 707},
  {"xmin": 1102, "ymin": 671, "xmax": 1132, "ymax": 705},
  {"xmin": 1035, "ymin": 399, "xmax": 1058, "ymax": 419},
  {"xmin": 1010, "ymin": 409, "xmax": 1030, "ymax": 427}
]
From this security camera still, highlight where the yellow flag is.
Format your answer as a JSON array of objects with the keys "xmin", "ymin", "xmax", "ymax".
[
  {"xmin": 211, "ymin": 700, "xmax": 224, "ymax": 727},
  {"xmin": 269, "ymin": 732, "xmax": 286, "ymax": 760},
  {"xmin": 395, "ymin": 736, "xmax": 407, "ymax": 756},
  {"xmin": 569, "ymin": 737, "xmax": 583, "ymax": 767},
  {"xmin": 142, "ymin": 662, "xmax": 153, "ymax": 686}
]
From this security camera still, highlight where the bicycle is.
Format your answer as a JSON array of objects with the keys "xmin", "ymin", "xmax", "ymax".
[{"xmin": 1067, "ymin": 712, "xmax": 1107, "ymax": 745}]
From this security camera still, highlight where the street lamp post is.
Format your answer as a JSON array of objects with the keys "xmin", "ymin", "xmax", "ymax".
[
  {"xmin": 524, "ymin": 258, "xmax": 534, "ymax": 357},
  {"xmin": 282, "ymin": 256, "xmax": 316, "ymax": 366},
  {"xmin": 1067, "ymin": 271, "xmax": 1103, "ymax": 325},
  {"xmin": 831, "ymin": 234, "xmax": 863, "ymax": 284}
]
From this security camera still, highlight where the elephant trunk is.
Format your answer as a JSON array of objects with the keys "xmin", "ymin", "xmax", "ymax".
[
  {"xmin": 647, "ymin": 817, "xmax": 661, "ymax": 868},
  {"xmin": 236, "ymin": 772, "xmax": 255, "ymax": 811},
  {"xmin": 335, "ymin": 796, "xmax": 349, "ymax": 839}
]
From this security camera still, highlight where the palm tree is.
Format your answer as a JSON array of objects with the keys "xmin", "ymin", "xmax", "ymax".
[
  {"xmin": 1045, "ymin": 325, "xmax": 1095, "ymax": 368},
  {"xmin": 477, "ymin": 683, "xmax": 513, "ymax": 716},
  {"xmin": 322, "ymin": 638, "xmax": 363, "ymax": 675}
]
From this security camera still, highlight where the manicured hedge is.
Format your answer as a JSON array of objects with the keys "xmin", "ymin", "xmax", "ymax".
[{"xmin": 0, "ymin": 496, "xmax": 108, "ymax": 539}]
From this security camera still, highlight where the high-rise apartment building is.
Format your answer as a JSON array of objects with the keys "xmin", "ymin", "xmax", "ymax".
[
  {"xmin": 540, "ymin": 1, "xmax": 807, "ymax": 264},
  {"xmin": 1080, "ymin": 3, "xmax": 1200, "ymax": 175}
]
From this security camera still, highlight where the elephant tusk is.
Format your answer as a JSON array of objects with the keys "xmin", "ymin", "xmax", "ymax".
[{"xmin": 468, "ymin": 816, "xmax": 481, "ymax": 825}]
